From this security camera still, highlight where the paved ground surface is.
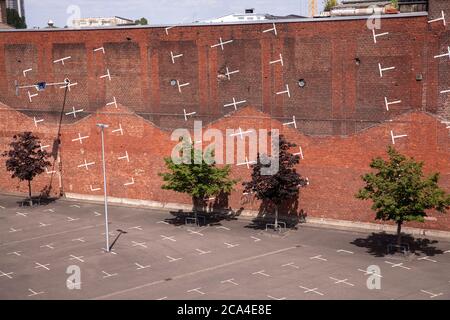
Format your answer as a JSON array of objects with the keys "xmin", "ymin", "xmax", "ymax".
[{"xmin": 1, "ymin": 194, "xmax": 449, "ymax": 300}]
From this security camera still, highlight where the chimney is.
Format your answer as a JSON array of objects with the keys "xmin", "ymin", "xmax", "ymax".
[{"xmin": 245, "ymin": 8, "xmax": 254, "ymax": 14}]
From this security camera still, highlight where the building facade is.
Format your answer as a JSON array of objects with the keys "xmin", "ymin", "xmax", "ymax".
[
  {"xmin": 6, "ymin": 0, "xmax": 24, "ymax": 18},
  {"xmin": 72, "ymin": 16, "xmax": 135, "ymax": 28}
]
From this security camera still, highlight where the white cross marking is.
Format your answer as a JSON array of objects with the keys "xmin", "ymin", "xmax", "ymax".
[
  {"xmin": 428, "ymin": 10, "xmax": 446, "ymax": 26},
  {"xmin": 39, "ymin": 143, "xmax": 50, "ymax": 152},
  {"xmin": 337, "ymin": 249, "xmax": 354, "ymax": 254},
  {"xmin": 71, "ymin": 133, "xmax": 89, "ymax": 144},
  {"xmin": 0, "ymin": 270, "xmax": 14, "ymax": 279},
  {"xmin": 384, "ymin": 261, "xmax": 411, "ymax": 270},
  {"xmin": 53, "ymin": 56, "xmax": 71, "ymax": 65},
  {"xmin": 216, "ymin": 226, "xmax": 230, "ymax": 231},
  {"xmin": 187, "ymin": 287, "xmax": 205, "ymax": 295},
  {"xmin": 329, "ymin": 277, "xmax": 354, "ymax": 286},
  {"xmin": 93, "ymin": 47, "xmax": 105, "ymax": 54},
  {"xmin": 276, "ymin": 84, "xmax": 290, "ymax": 97},
  {"xmin": 224, "ymin": 97, "xmax": 246, "ymax": 110},
  {"xmin": 378, "ymin": 63, "xmax": 396, "ymax": 77},
  {"xmin": 252, "ymin": 270, "xmax": 270, "ymax": 277},
  {"xmin": 390, "ymin": 130, "xmax": 408, "ymax": 145},
  {"xmin": 38, "ymin": 222, "xmax": 51, "ymax": 227},
  {"xmin": 102, "ymin": 271, "xmax": 118, "ymax": 278},
  {"xmin": 237, "ymin": 157, "xmax": 257, "ymax": 169},
  {"xmin": 229, "ymin": 127, "xmax": 254, "ymax": 140},
  {"xmin": 28, "ymin": 288, "xmax": 45, "ymax": 297},
  {"xmin": 420, "ymin": 290, "xmax": 443, "ymax": 299},
  {"xmin": 93, "ymin": 211, "xmax": 102, "ymax": 216},
  {"xmin": 33, "ymin": 116, "xmax": 44, "ymax": 127},
  {"xmin": 166, "ymin": 255, "xmax": 182, "ymax": 262},
  {"xmin": 267, "ymin": 295, "xmax": 286, "ymax": 300},
  {"xmin": 34, "ymin": 262, "xmax": 50, "ymax": 270},
  {"xmin": 78, "ymin": 159, "xmax": 95, "ymax": 170},
  {"xmin": 221, "ymin": 278, "xmax": 239, "ymax": 286},
  {"xmin": 7, "ymin": 251, "xmax": 22, "ymax": 256},
  {"xmin": 118, "ymin": 151, "xmax": 130, "ymax": 162},
  {"xmin": 112, "ymin": 123, "xmax": 124, "ymax": 135},
  {"xmin": 310, "ymin": 255, "xmax": 327, "ymax": 261},
  {"xmin": 418, "ymin": 256, "xmax": 437, "ymax": 263},
  {"xmin": 135, "ymin": 262, "xmax": 151, "ymax": 270},
  {"xmin": 90, "ymin": 185, "xmax": 101, "ymax": 192},
  {"xmin": 384, "ymin": 97, "xmax": 402, "ymax": 111},
  {"xmin": 100, "ymin": 69, "xmax": 111, "ymax": 81},
  {"xmin": 183, "ymin": 109, "xmax": 196, "ymax": 121},
  {"xmin": 65, "ymin": 106, "xmax": 84, "ymax": 118},
  {"xmin": 293, "ymin": 146, "xmax": 304, "ymax": 159},
  {"xmin": 9, "ymin": 227, "xmax": 22, "ymax": 233},
  {"xmin": 43, "ymin": 208, "xmax": 55, "ymax": 213},
  {"xmin": 262, "ymin": 23, "xmax": 277, "ymax": 36},
  {"xmin": 282, "ymin": 262, "xmax": 300, "ymax": 269},
  {"xmin": 269, "ymin": 53, "xmax": 283, "ymax": 66},
  {"xmin": 251, "ymin": 236, "xmax": 261, "ymax": 242},
  {"xmin": 372, "ymin": 29, "xmax": 389, "ymax": 44},
  {"xmin": 160, "ymin": 235, "xmax": 176, "ymax": 242},
  {"xmin": 104, "ymin": 97, "xmax": 118, "ymax": 110},
  {"xmin": 434, "ymin": 46, "xmax": 450, "ymax": 59},
  {"xmin": 224, "ymin": 242, "xmax": 239, "ymax": 248},
  {"xmin": 128, "ymin": 226, "xmax": 143, "ymax": 231},
  {"xmin": 283, "ymin": 115, "xmax": 297, "ymax": 128},
  {"xmin": 40, "ymin": 243, "xmax": 55, "ymax": 250},
  {"xmin": 124, "ymin": 177, "xmax": 135, "ymax": 186},
  {"xmin": 187, "ymin": 229, "xmax": 204, "ymax": 236},
  {"xmin": 177, "ymin": 80, "xmax": 190, "ymax": 93},
  {"xmin": 165, "ymin": 26, "xmax": 175, "ymax": 35},
  {"xmin": 16, "ymin": 212, "xmax": 28, "ymax": 217},
  {"xmin": 132, "ymin": 241, "xmax": 147, "ymax": 248},
  {"xmin": 66, "ymin": 216, "xmax": 79, "ymax": 222},
  {"xmin": 157, "ymin": 221, "xmax": 169, "ymax": 225},
  {"xmin": 441, "ymin": 89, "xmax": 450, "ymax": 94},
  {"xmin": 23, "ymin": 68, "xmax": 32, "ymax": 77},
  {"xmin": 59, "ymin": 82, "xmax": 78, "ymax": 91},
  {"xmin": 299, "ymin": 285, "xmax": 324, "ymax": 296},
  {"xmin": 70, "ymin": 204, "xmax": 81, "ymax": 208},
  {"xmin": 72, "ymin": 237, "xmax": 85, "ymax": 243},
  {"xmin": 196, "ymin": 248, "xmax": 211, "ymax": 255},
  {"xmin": 69, "ymin": 254, "xmax": 85, "ymax": 263},
  {"xmin": 210, "ymin": 37, "xmax": 233, "ymax": 50},
  {"xmin": 225, "ymin": 66, "xmax": 240, "ymax": 80},
  {"xmin": 28, "ymin": 91, "xmax": 38, "ymax": 102},
  {"xmin": 170, "ymin": 51, "xmax": 183, "ymax": 63},
  {"xmin": 357, "ymin": 268, "xmax": 383, "ymax": 278}
]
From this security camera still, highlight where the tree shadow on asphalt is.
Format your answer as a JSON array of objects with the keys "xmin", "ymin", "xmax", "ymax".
[
  {"xmin": 350, "ymin": 232, "xmax": 445, "ymax": 257},
  {"xmin": 163, "ymin": 210, "xmax": 238, "ymax": 227}
]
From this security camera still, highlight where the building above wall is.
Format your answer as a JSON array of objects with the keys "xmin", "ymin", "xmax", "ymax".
[{"xmin": 72, "ymin": 16, "xmax": 135, "ymax": 28}]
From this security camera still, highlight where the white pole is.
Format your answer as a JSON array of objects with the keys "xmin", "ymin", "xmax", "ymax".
[{"xmin": 97, "ymin": 124, "xmax": 109, "ymax": 252}]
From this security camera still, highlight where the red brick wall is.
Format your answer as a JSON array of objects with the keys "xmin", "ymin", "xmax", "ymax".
[{"xmin": 0, "ymin": 13, "xmax": 449, "ymax": 231}]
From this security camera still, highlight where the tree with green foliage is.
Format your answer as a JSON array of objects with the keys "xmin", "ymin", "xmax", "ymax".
[
  {"xmin": 2, "ymin": 132, "xmax": 51, "ymax": 205},
  {"xmin": 134, "ymin": 17, "xmax": 148, "ymax": 25},
  {"xmin": 160, "ymin": 141, "xmax": 237, "ymax": 220},
  {"xmin": 356, "ymin": 146, "xmax": 450, "ymax": 246},
  {"xmin": 323, "ymin": 0, "xmax": 338, "ymax": 12},
  {"xmin": 243, "ymin": 135, "xmax": 308, "ymax": 230},
  {"xmin": 6, "ymin": 8, "xmax": 26, "ymax": 29}
]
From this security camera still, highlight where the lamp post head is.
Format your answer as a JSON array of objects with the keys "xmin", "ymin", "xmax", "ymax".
[{"xmin": 96, "ymin": 123, "xmax": 109, "ymax": 129}]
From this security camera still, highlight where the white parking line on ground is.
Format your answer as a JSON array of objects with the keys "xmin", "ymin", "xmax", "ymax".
[
  {"xmin": 40, "ymin": 243, "xmax": 55, "ymax": 250},
  {"xmin": 252, "ymin": 270, "xmax": 270, "ymax": 277},
  {"xmin": 43, "ymin": 209, "xmax": 55, "ymax": 213},
  {"xmin": 28, "ymin": 288, "xmax": 45, "ymax": 297},
  {"xmin": 157, "ymin": 296, "xmax": 168, "ymax": 300},
  {"xmin": 221, "ymin": 278, "xmax": 239, "ymax": 286},
  {"xmin": 93, "ymin": 211, "xmax": 102, "ymax": 216},
  {"xmin": 102, "ymin": 271, "xmax": 118, "ymax": 278},
  {"xmin": 357, "ymin": 268, "xmax": 383, "ymax": 278},
  {"xmin": 38, "ymin": 222, "xmax": 51, "ymax": 227},
  {"xmin": 72, "ymin": 237, "xmax": 86, "ymax": 243},
  {"xmin": 135, "ymin": 263, "xmax": 151, "ymax": 270},
  {"xmin": 418, "ymin": 256, "xmax": 437, "ymax": 263},
  {"xmin": 384, "ymin": 261, "xmax": 411, "ymax": 270},
  {"xmin": 7, "ymin": 251, "xmax": 22, "ymax": 256},
  {"xmin": 16, "ymin": 212, "xmax": 29, "ymax": 217},
  {"xmin": 0, "ymin": 270, "xmax": 14, "ymax": 279},
  {"xmin": 309, "ymin": 255, "xmax": 327, "ymax": 261},
  {"xmin": 299, "ymin": 285, "xmax": 324, "ymax": 296},
  {"xmin": 9, "ymin": 227, "xmax": 22, "ymax": 233},
  {"xmin": 132, "ymin": 241, "xmax": 147, "ymax": 248},
  {"xmin": 196, "ymin": 248, "xmax": 211, "ymax": 255},
  {"xmin": 128, "ymin": 226, "xmax": 143, "ymax": 231},
  {"xmin": 267, "ymin": 295, "xmax": 286, "ymax": 300},
  {"xmin": 251, "ymin": 236, "xmax": 261, "ymax": 242},
  {"xmin": 337, "ymin": 249, "xmax": 354, "ymax": 254},
  {"xmin": 329, "ymin": 277, "xmax": 354, "ymax": 286},
  {"xmin": 282, "ymin": 262, "xmax": 300, "ymax": 269},
  {"xmin": 224, "ymin": 242, "xmax": 239, "ymax": 248},
  {"xmin": 187, "ymin": 229, "xmax": 204, "ymax": 236},
  {"xmin": 187, "ymin": 287, "xmax": 205, "ymax": 295},
  {"xmin": 34, "ymin": 262, "xmax": 50, "ymax": 271},
  {"xmin": 69, "ymin": 254, "xmax": 85, "ymax": 263},
  {"xmin": 157, "ymin": 221, "xmax": 169, "ymax": 225},
  {"xmin": 216, "ymin": 226, "xmax": 230, "ymax": 231},
  {"xmin": 70, "ymin": 205, "xmax": 81, "ymax": 208},
  {"xmin": 420, "ymin": 289, "xmax": 443, "ymax": 299},
  {"xmin": 166, "ymin": 255, "xmax": 182, "ymax": 262},
  {"xmin": 66, "ymin": 216, "xmax": 80, "ymax": 222},
  {"xmin": 160, "ymin": 235, "xmax": 176, "ymax": 242}
]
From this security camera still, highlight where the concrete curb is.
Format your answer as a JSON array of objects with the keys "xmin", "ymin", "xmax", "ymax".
[{"xmin": 63, "ymin": 192, "xmax": 450, "ymax": 241}]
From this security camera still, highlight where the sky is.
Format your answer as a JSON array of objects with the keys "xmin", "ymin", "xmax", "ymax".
[{"xmin": 25, "ymin": 0, "xmax": 324, "ymax": 28}]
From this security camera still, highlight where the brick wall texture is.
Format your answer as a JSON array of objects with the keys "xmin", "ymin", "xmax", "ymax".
[{"xmin": 0, "ymin": 8, "xmax": 449, "ymax": 230}]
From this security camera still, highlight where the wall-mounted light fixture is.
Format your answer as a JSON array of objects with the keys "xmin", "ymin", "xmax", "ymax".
[
  {"xmin": 170, "ymin": 79, "xmax": 177, "ymax": 86},
  {"xmin": 298, "ymin": 79, "xmax": 306, "ymax": 88},
  {"xmin": 355, "ymin": 57, "xmax": 361, "ymax": 65}
]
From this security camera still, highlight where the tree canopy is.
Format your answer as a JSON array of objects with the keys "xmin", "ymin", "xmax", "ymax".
[
  {"xmin": 356, "ymin": 146, "xmax": 450, "ymax": 244},
  {"xmin": 6, "ymin": 8, "xmax": 26, "ymax": 29}
]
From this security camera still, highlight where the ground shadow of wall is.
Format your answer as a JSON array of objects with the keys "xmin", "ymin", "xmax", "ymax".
[{"xmin": 351, "ymin": 232, "xmax": 445, "ymax": 257}]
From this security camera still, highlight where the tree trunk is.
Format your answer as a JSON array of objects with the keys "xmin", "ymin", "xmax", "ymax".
[
  {"xmin": 28, "ymin": 180, "xmax": 32, "ymax": 206},
  {"xmin": 396, "ymin": 220, "xmax": 402, "ymax": 246},
  {"xmin": 274, "ymin": 206, "xmax": 279, "ymax": 230}
]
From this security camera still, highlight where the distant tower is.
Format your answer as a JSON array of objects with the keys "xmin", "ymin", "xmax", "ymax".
[{"xmin": 308, "ymin": 0, "xmax": 317, "ymax": 17}]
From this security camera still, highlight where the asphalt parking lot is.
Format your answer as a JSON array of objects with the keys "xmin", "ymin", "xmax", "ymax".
[{"xmin": 0, "ymin": 194, "xmax": 449, "ymax": 300}]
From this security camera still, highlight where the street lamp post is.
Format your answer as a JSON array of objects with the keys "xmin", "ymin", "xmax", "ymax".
[{"xmin": 97, "ymin": 123, "xmax": 110, "ymax": 252}]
